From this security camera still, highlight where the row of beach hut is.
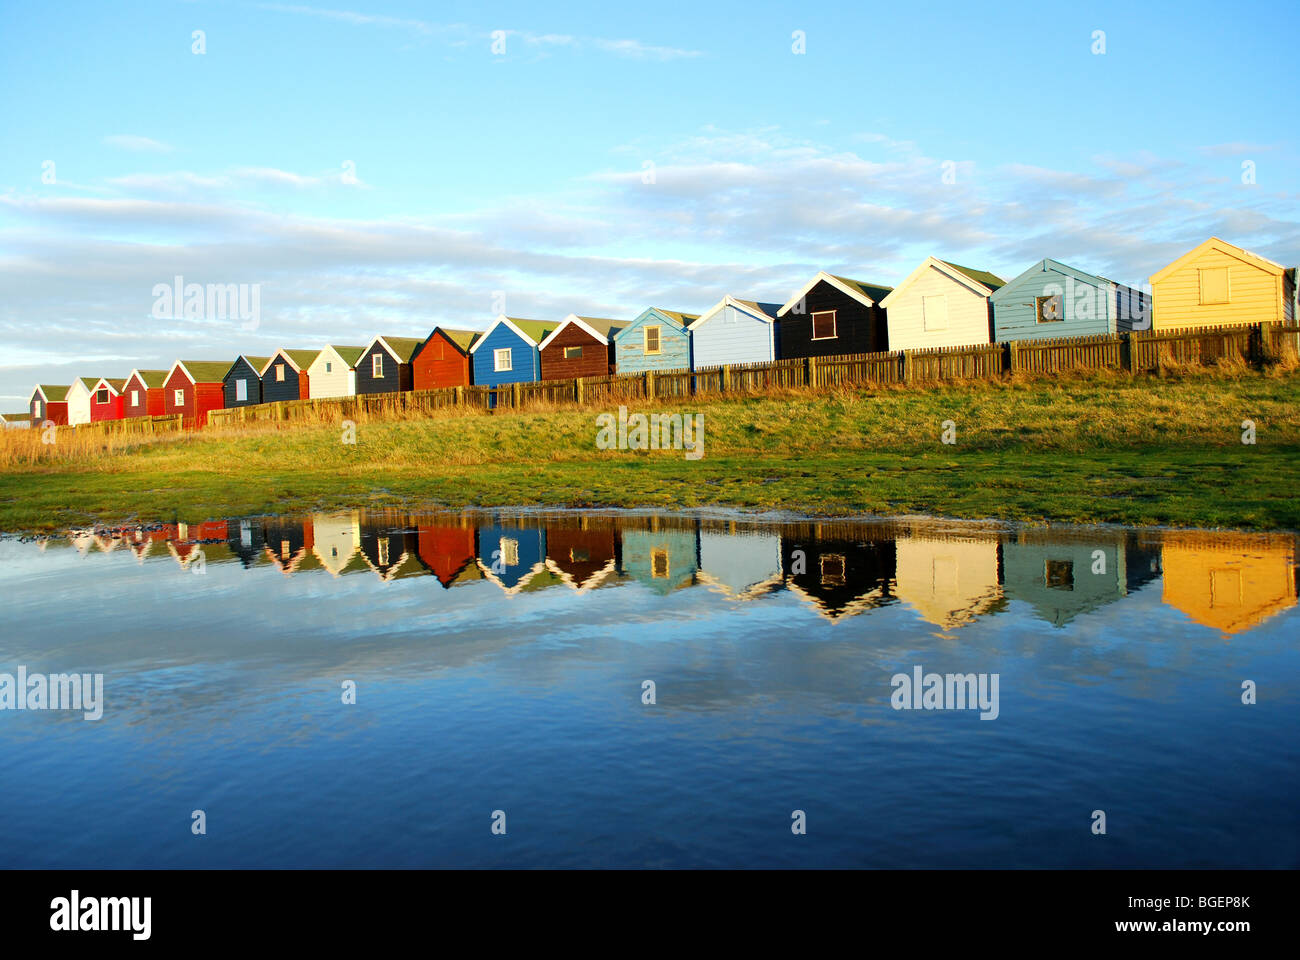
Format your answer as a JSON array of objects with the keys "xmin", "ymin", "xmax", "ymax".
[{"xmin": 16, "ymin": 237, "xmax": 1298, "ymax": 428}]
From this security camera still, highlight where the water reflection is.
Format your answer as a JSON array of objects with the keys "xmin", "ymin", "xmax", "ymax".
[{"xmin": 22, "ymin": 511, "xmax": 1300, "ymax": 637}]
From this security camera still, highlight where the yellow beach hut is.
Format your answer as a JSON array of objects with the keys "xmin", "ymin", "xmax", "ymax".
[
  {"xmin": 1149, "ymin": 237, "xmax": 1296, "ymax": 331},
  {"xmin": 1159, "ymin": 532, "xmax": 1297, "ymax": 636}
]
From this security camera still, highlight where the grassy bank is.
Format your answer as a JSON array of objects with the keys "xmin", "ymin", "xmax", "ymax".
[{"xmin": 2, "ymin": 368, "xmax": 1298, "ymax": 532}]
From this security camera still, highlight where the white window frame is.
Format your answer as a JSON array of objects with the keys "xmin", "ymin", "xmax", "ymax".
[
  {"xmin": 372, "ymin": 353, "xmax": 384, "ymax": 378},
  {"xmin": 275, "ymin": 363, "xmax": 286, "ymax": 382},
  {"xmin": 236, "ymin": 379, "xmax": 247, "ymax": 402},
  {"xmin": 563, "ymin": 345, "xmax": 583, "ymax": 360},
  {"xmin": 810, "ymin": 310, "xmax": 838, "ymax": 340},
  {"xmin": 130, "ymin": 390, "xmax": 139, "ymax": 407},
  {"xmin": 173, "ymin": 388, "xmax": 185, "ymax": 406},
  {"xmin": 96, "ymin": 388, "xmax": 109, "ymax": 404},
  {"xmin": 494, "ymin": 348, "xmax": 512, "ymax": 372}
]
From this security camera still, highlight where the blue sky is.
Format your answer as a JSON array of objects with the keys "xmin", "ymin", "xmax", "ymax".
[{"xmin": 1, "ymin": 0, "xmax": 1297, "ymax": 403}]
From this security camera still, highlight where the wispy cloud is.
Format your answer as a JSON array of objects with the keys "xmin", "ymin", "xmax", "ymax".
[{"xmin": 103, "ymin": 134, "xmax": 173, "ymax": 153}]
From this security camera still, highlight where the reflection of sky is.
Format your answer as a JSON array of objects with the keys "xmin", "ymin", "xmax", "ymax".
[{"xmin": 0, "ymin": 518, "xmax": 1295, "ymax": 868}]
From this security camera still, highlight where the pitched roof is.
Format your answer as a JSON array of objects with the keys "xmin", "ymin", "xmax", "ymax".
[
  {"xmin": 538, "ymin": 315, "xmax": 631, "ymax": 351},
  {"xmin": 368, "ymin": 336, "xmax": 425, "ymax": 363},
  {"xmin": 692, "ymin": 296, "xmax": 781, "ymax": 329},
  {"xmin": 469, "ymin": 316, "xmax": 559, "ymax": 351},
  {"xmin": 880, "ymin": 257, "xmax": 1005, "ymax": 307},
  {"xmin": 1149, "ymin": 236, "xmax": 1286, "ymax": 283},
  {"xmin": 323, "ymin": 345, "xmax": 366, "ymax": 367},
  {"xmin": 128, "ymin": 369, "xmax": 169, "ymax": 388},
  {"xmin": 272, "ymin": 349, "xmax": 322, "ymax": 372},
  {"xmin": 233, "ymin": 356, "xmax": 271, "ymax": 376},
  {"xmin": 430, "ymin": 327, "xmax": 482, "ymax": 354},
  {"xmin": 654, "ymin": 308, "xmax": 700, "ymax": 327},
  {"xmin": 35, "ymin": 384, "xmax": 70, "ymax": 401},
  {"xmin": 1, "ymin": 412, "xmax": 31, "ymax": 422},
  {"xmin": 941, "ymin": 261, "xmax": 1006, "ymax": 292},
  {"xmin": 777, "ymin": 271, "xmax": 894, "ymax": 317},
  {"xmin": 95, "ymin": 378, "xmax": 128, "ymax": 393},
  {"xmin": 176, "ymin": 360, "xmax": 239, "ymax": 383}
]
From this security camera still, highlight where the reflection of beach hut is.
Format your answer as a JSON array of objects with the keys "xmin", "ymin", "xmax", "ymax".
[
  {"xmin": 621, "ymin": 527, "xmax": 698, "ymax": 595},
  {"xmin": 1001, "ymin": 537, "xmax": 1132, "ymax": 627},
  {"xmin": 1160, "ymin": 533, "xmax": 1297, "ymax": 635},
  {"xmin": 696, "ymin": 529, "xmax": 783, "ymax": 600},
  {"xmin": 359, "ymin": 526, "xmax": 422, "ymax": 581},
  {"xmin": 781, "ymin": 535, "xmax": 897, "ymax": 620},
  {"xmin": 311, "ymin": 512, "xmax": 362, "ymax": 577},
  {"xmin": 263, "ymin": 518, "xmax": 316, "ymax": 575},
  {"xmin": 416, "ymin": 519, "xmax": 478, "ymax": 587},
  {"xmin": 226, "ymin": 518, "xmax": 267, "ymax": 568},
  {"xmin": 544, "ymin": 522, "xmax": 618, "ymax": 591},
  {"xmin": 893, "ymin": 534, "xmax": 1002, "ymax": 630},
  {"xmin": 477, "ymin": 524, "xmax": 548, "ymax": 593}
]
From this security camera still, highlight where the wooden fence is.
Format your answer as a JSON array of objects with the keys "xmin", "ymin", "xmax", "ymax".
[{"xmin": 109, "ymin": 320, "xmax": 1300, "ymax": 433}]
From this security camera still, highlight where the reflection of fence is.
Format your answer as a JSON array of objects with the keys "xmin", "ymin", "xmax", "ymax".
[{"xmin": 126, "ymin": 320, "xmax": 1300, "ymax": 431}]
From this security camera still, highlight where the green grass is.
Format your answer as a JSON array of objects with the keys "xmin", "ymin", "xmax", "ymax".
[{"xmin": 2, "ymin": 369, "xmax": 1298, "ymax": 532}]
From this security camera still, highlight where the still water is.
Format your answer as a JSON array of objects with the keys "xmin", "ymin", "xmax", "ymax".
[{"xmin": 0, "ymin": 510, "xmax": 1295, "ymax": 868}]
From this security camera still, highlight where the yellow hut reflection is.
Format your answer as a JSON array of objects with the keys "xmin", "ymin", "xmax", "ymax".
[
  {"xmin": 1160, "ymin": 533, "xmax": 1298, "ymax": 635},
  {"xmin": 894, "ymin": 532, "xmax": 1003, "ymax": 630}
]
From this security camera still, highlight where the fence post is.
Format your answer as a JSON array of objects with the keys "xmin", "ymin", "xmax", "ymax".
[
  {"xmin": 1126, "ymin": 331, "xmax": 1139, "ymax": 373},
  {"xmin": 512, "ymin": 382, "xmax": 522, "ymax": 408},
  {"xmin": 645, "ymin": 370, "xmax": 655, "ymax": 400},
  {"xmin": 1007, "ymin": 341, "xmax": 1018, "ymax": 375},
  {"xmin": 805, "ymin": 355, "xmax": 816, "ymax": 388},
  {"xmin": 903, "ymin": 350, "xmax": 913, "ymax": 383},
  {"xmin": 721, "ymin": 365, "xmax": 730, "ymax": 392},
  {"xmin": 575, "ymin": 378, "xmax": 584, "ymax": 406},
  {"xmin": 455, "ymin": 385, "xmax": 463, "ymax": 406}
]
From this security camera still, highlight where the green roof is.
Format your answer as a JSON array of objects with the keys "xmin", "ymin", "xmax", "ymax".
[
  {"xmin": 179, "ymin": 360, "xmax": 238, "ymax": 383},
  {"xmin": 1, "ymin": 412, "xmax": 31, "ymax": 421},
  {"xmin": 101, "ymin": 378, "xmax": 128, "ymax": 392},
  {"xmin": 131, "ymin": 370, "xmax": 169, "ymax": 388},
  {"xmin": 573, "ymin": 316, "xmax": 631, "ymax": 339},
  {"xmin": 375, "ymin": 336, "xmax": 425, "ymax": 363},
  {"xmin": 941, "ymin": 261, "xmax": 1005, "ymax": 292},
  {"xmin": 829, "ymin": 274, "xmax": 893, "ymax": 304},
  {"xmin": 504, "ymin": 317, "xmax": 560, "ymax": 345},
  {"xmin": 278, "ymin": 349, "xmax": 322, "ymax": 370},
  {"xmin": 431, "ymin": 327, "xmax": 482, "ymax": 354},
  {"xmin": 36, "ymin": 384, "xmax": 70, "ymax": 401},
  {"xmin": 79, "ymin": 376, "xmax": 100, "ymax": 389},
  {"xmin": 328, "ymin": 345, "xmax": 366, "ymax": 367},
  {"xmin": 732, "ymin": 299, "xmax": 782, "ymax": 320},
  {"xmin": 654, "ymin": 308, "xmax": 700, "ymax": 327},
  {"xmin": 239, "ymin": 356, "xmax": 271, "ymax": 375}
]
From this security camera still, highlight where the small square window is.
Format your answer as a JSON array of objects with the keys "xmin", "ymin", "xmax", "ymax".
[
  {"xmin": 96, "ymin": 388, "xmax": 108, "ymax": 404},
  {"xmin": 564, "ymin": 345, "xmax": 583, "ymax": 360},
  {"xmin": 1199, "ymin": 267, "xmax": 1229, "ymax": 305},
  {"xmin": 1036, "ymin": 295, "xmax": 1063, "ymax": 322},
  {"xmin": 643, "ymin": 326, "xmax": 662, "ymax": 354},
  {"xmin": 821, "ymin": 554, "xmax": 846, "ymax": 585},
  {"xmin": 1045, "ymin": 560, "xmax": 1074, "ymax": 590},
  {"xmin": 494, "ymin": 348, "xmax": 512, "ymax": 372},
  {"xmin": 372, "ymin": 353, "xmax": 384, "ymax": 378},
  {"xmin": 275, "ymin": 364, "xmax": 286, "ymax": 381},
  {"xmin": 811, "ymin": 310, "xmax": 837, "ymax": 340}
]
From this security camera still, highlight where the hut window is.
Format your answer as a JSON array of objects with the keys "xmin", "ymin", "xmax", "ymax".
[
  {"xmin": 644, "ymin": 325, "xmax": 662, "ymax": 354},
  {"xmin": 377, "ymin": 539, "xmax": 389, "ymax": 566},
  {"xmin": 1199, "ymin": 267, "xmax": 1229, "ymax": 305},
  {"xmin": 1045, "ymin": 560, "xmax": 1074, "ymax": 590},
  {"xmin": 651, "ymin": 548, "xmax": 669, "ymax": 578},
  {"xmin": 96, "ymin": 388, "xmax": 108, "ymax": 404},
  {"xmin": 372, "ymin": 353, "xmax": 384, "ymax": 378},
  {"xmin": 235, "ymin": 379, "xmax": 247, "ymax": 402},
  {"xmin": 570, "ymin": 548, "xmax": 590, "ymax": 562},
  {"xmin": 811, "ymin": 310, "xmax": 837, "ymax": 340},
  {"xmin": 821, "ymin": 554, "xmax": 846, "ymax": 585},
  {"xmin": 1209, "ymin": 568, "xmax": 1242, "ymax": 607},
  {"xmin": 173, "ymin": 389, "xmax": 185, "ymax": 406},
  {"xmin": 275, "ymin": 364, "xmax": 286, "ymax": 381},
  {"xmin": 280, "ymin": 540, "xmax": 291, "ymax": 560},
  {"xmin": 325, "ymin": 361, "xmax": 333, "ymax": 373},
  {"xmin": 500, "ymin": 538, "xmax": 519, "ymax": 566},
  {"xmin": 564, "ymin": 346, "xmax": 583, "ymax": 360},
  {"xmin": 130, "ymin": 390, "xmax": 139, "ymax": 406},
  {"xmin": 1035, "ymin": 295, "xmax": 1064, "ymax": 322},
  {"xmin": 922, "ymin": 294, "xmax": 948, "ymax": 331},
  {"xmin": 494, "ymin": 348, "xmax": 512, "ymax": 372}
]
